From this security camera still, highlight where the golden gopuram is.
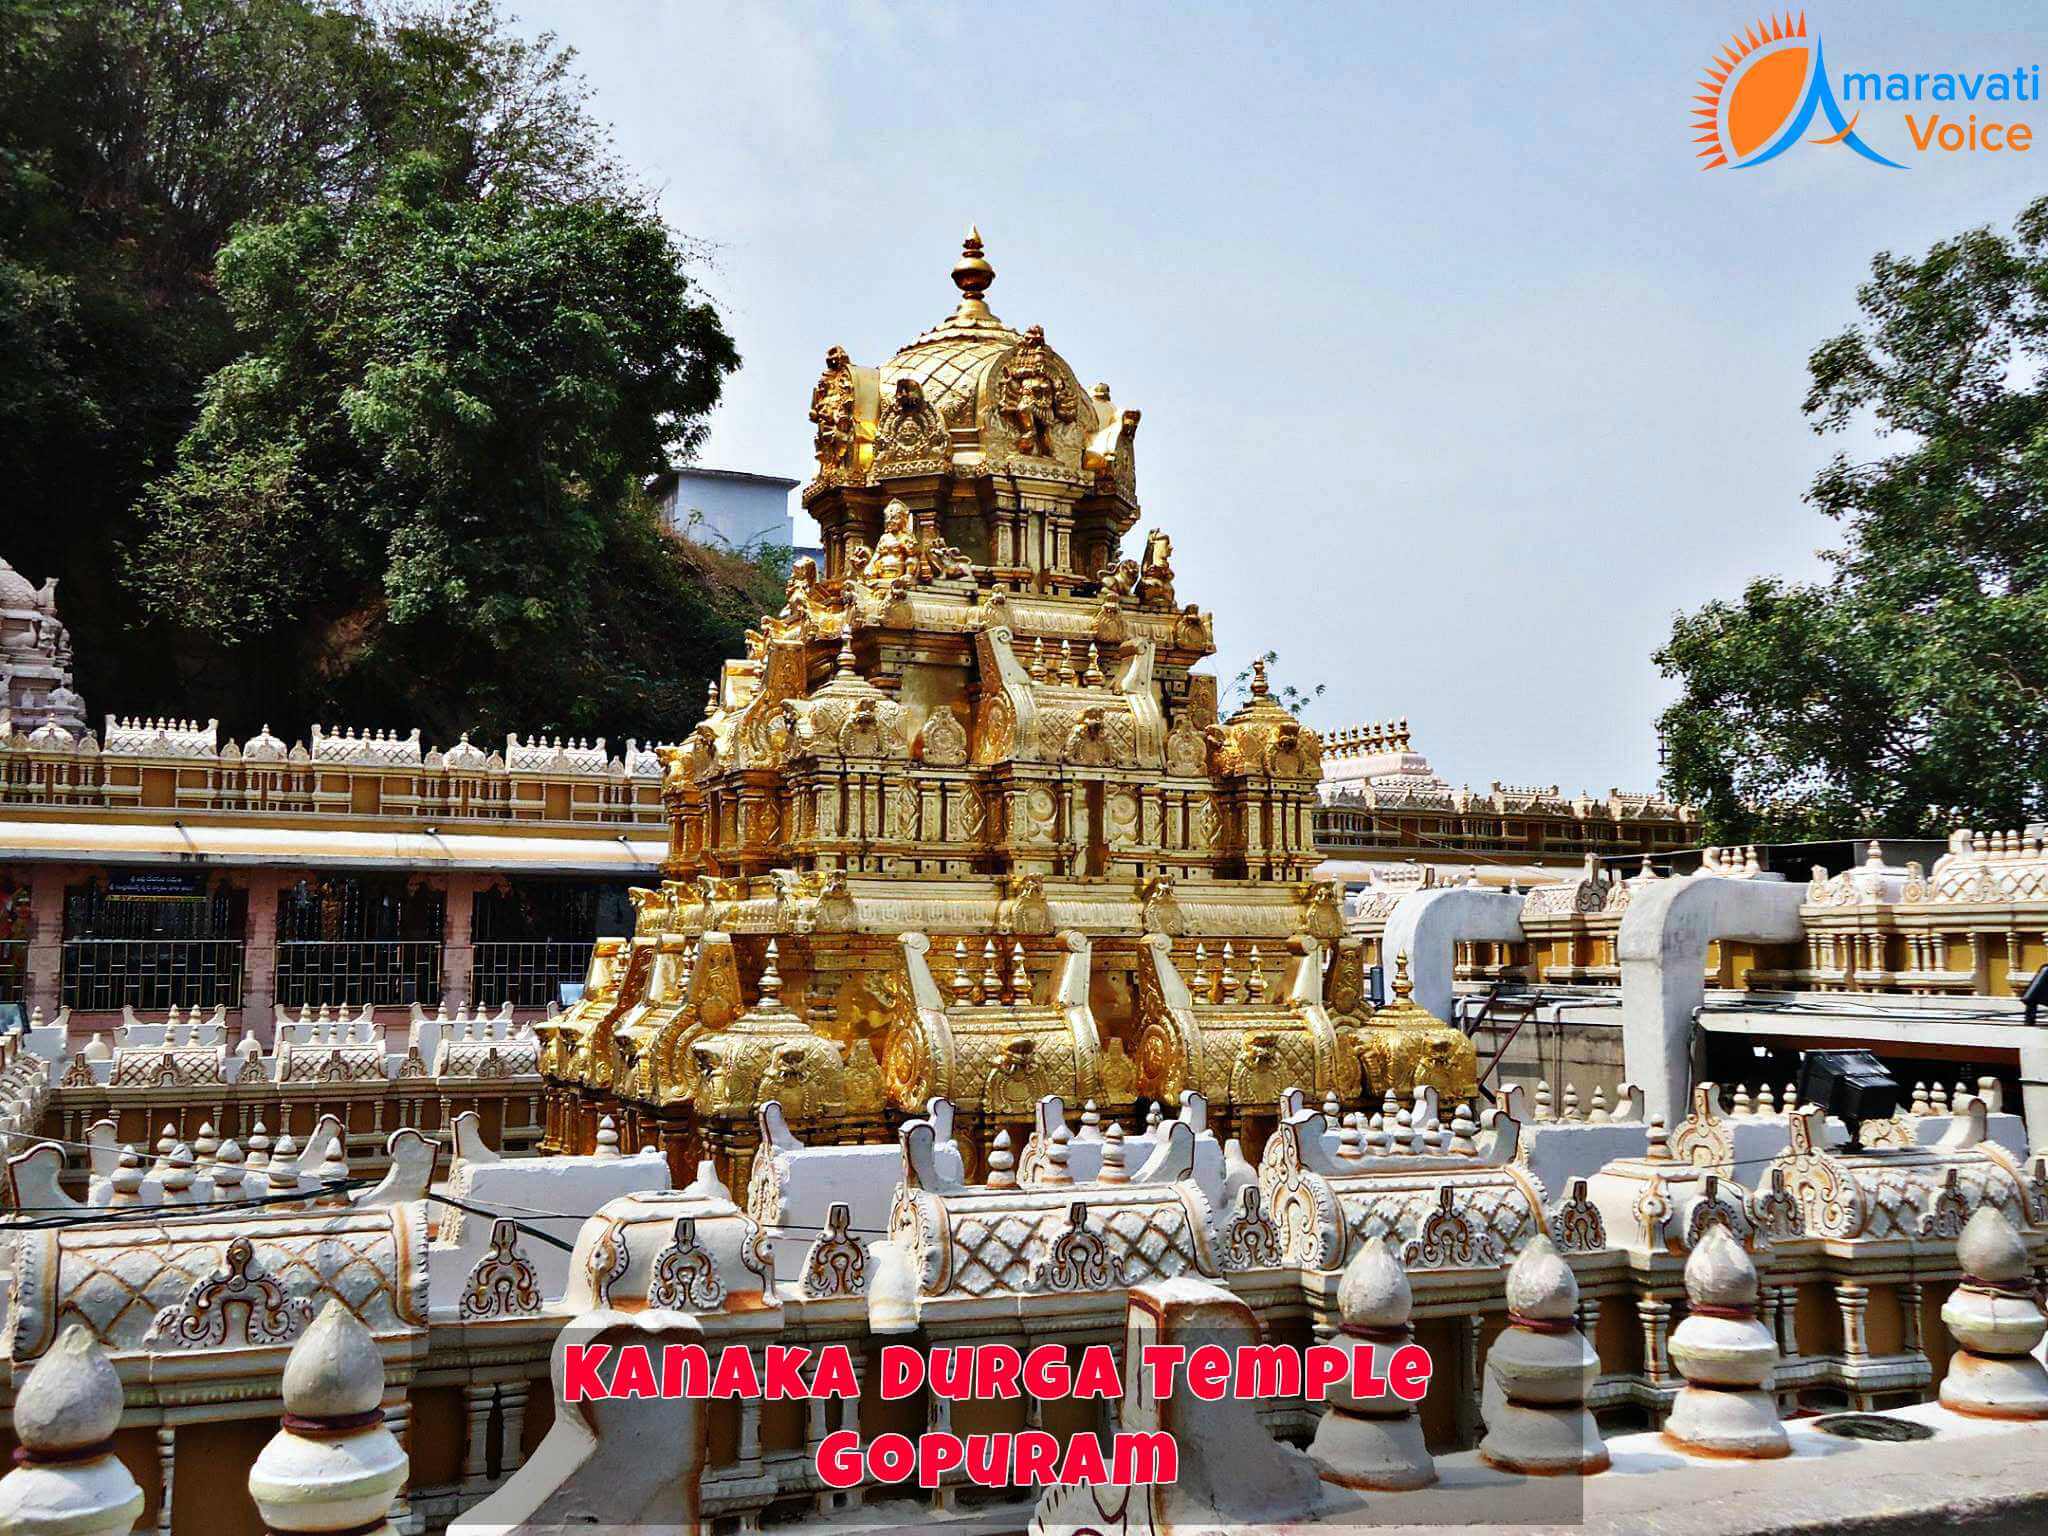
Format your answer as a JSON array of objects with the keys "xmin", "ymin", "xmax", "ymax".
[{"xmin": 537, "ymin": 232, "xmax": 1475, "ymax": 1182}]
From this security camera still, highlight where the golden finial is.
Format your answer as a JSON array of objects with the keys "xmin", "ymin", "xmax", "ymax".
[
  {"xmin": 1391, "ymin": 951, "xmax": 1413, "ymax": 1001},
  {"xmin": 952, "ymin": 226, "xmax": 994, "ymax": 304},
  {"xmin": 1250, "ymin": 657, "xmax": 1270, "ymax": 697}
]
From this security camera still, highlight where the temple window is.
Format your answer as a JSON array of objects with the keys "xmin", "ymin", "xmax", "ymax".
[
  {"xmin": 59, "ymin": 873, "xmax": 246, "ymax": 1010},
  {"xmin": 0, "ymin": 878, "xmax": 30, "ymax": 1003},
  {"xmin": 276, "ymin": 875, "xmax": 445, "ymax": 1008},
  {"xmin": 472, "ymin": 879, "xmax": 634, "ymax": 1008}
]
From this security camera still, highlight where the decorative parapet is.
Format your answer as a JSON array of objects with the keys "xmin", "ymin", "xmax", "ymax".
[
  {"xmin": 5, "ymin": 1196, "xmax": 429, "ymax": 1365},
  {"xmin": 1765, "ymin": 1101, "xmax": 2041, "ymax": 1245},
  {"xmin": 1255, "ymin": 1104, "xmax": 1540, "ymax": 1271},
  {"xmin": 886, "ymin": 1108, "xmax": 1222, "ymax": 1296},
  {"xmin": 2, "ymin": 713, "xmax": 671, "ymax": 827},
  {"xmin": 102, "ymin": 716, "xmax": 217, "ymax": 757},
  {"xmin": 1906, "ymin": 825, "xmax": 2048, "ymax": 905},
  {"xmin": 310, "ymin": 724, "xmax": 422, "ymax": 766},
  {"xmin": 505, "ymin": 735, "xmax": 610, "ymax": 775}
]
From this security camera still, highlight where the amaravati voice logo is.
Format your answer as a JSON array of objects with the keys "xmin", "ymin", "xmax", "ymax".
[{"xmin": 1693, "ymin": 13, "xmax": 1902, "ymax": 169}]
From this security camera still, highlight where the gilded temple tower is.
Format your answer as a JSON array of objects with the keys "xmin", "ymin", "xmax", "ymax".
[{"xmin": 542, "ymin": 233, "xmax": 1441, "ymax": 1181}]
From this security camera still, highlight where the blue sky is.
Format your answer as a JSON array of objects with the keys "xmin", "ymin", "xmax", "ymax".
[{"xmin": 512, "ymin": 1, "xmax": 2046, "ymax": 796}]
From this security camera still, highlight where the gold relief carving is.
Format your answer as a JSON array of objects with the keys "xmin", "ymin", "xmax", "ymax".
[
  {"xmin": 809, "ymin": 346, "xmax": 858, "ymax": 472},
  {"xmin": 947, "ymin": 786, "xmax": 987, "ymax": 841},
  {"xmin": 1205, "ymin": 660, "xmax": 1323, "ymax": 781},
  {"xmin": 976, "ymin": 694, "xmax": 1016, "ymax": 765},
  {"xmin": 997, "ymin": 873, "xmax": 1053, "ymax": 934},
  {"xmin": 1109, "ymin": 411, "xmax": 1142, "ymax": 503},
  {"xmin": 1351, "ymin": 955, "xmax": 1476, "ymax": 1104},
  {"xmin": 1138, "ymin": 872, "xmax": 1185, "ymax": 936},
  {"xmin": 881, "ymin": 1019, "xmax": 930, "ymax": 1111},
  {"xmin": 1229, "ymin": 1031, "xmax": 1290, "ymax": 1108},
  {"xmin": 1062, "ymin": 706, "xmax": 1125, "ymax": 768},
  {"xmin": 1163, "ymin": 719, "xmax": 1207, "ymax": 778},
  {"xmin": 994, "ymin": 326, "xmax": 1079, "ymax": 459},
  {"xmin": 919, "ymin": 707, "xmax": 968, "ymax": 767},
  {"xmin": 692, "ymin": 943, "xmax": 744, "ymax": 1032},
  {"xmin": 1327, "ymin": 941, "xmax": 1365, "ymax": 1018},
  {"xmin": 1099, "ymin": 1037, "xmax": 1140, "ymax": 1102},
  {"xmin": 758, "ymin": 1044, "xmax": 822, "ymax": 1116},
  {"xmin": 843, "ymin": 1037, "xmax": 886, "ymax": 1114},
  {"xmin": 887, "ymin": 782, "xmax": 918, "ymax": 840},
  {"xmin": 1295, "ymin": 880, "xmax": 1346, "ymax": 940},
  {"xmin": 1093, "ymin": 598, "xmax": 1129, "ymax": 648},
  {"xmin": 986, "ymin": 1036, "xmax": 1058, "ymax": 1116},
  {"xmin": 1135, "ymin": 1020, "xmax": 1184, "ymax": 1101},
  {"xmin": 859, "ymin": 501, "xmax": 920, "ymax": 585},
  {"xmin": 874, "ymin": 376, "xmax": 947, "ymax": 469}
]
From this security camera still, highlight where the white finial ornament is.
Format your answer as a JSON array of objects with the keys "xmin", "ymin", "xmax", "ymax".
[
  {"xmin": 1449, "ymin": 1102, "xmax": 1478, "ymax": 1157},
  {"xmin": 249, "ymin": 1303, "xmax": 408, "ymax": 1536},
  {"xmin": 987, "ymin": 1129, "xmax": 1017, "ymax": 1190},
  {"xmin": 1479, "ymin": 1235, "xmax": 1607, "ymax": 1474},
  {"xmin": 1645, "ymin": 1114, "xmax": 1671, "ymax": 1161},
  {"xmin": 1940, "ymin": 1205, "xmax": 2048, "ymax": 1419},
  {"xmin": 1099, "ymin": 1123, "xmax": 1129, "ymax": 1183},
  {"xmin": 1663, "ymin": 1226, "xmax": 1787, "ymax": 1458},
  {"xmin": 0, "ymin": 1327, "xmax": 145, "ymax": 1536},
  {"xmin": 1044, "ymin": 1122, "xmax": 1073, "ymax": 1185},
  {"xmin": 1310, "ymin": 1237, "xmax": 1434, "ymax": 1490}
]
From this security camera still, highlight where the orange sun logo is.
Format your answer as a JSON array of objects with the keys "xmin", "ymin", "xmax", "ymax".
[{"xmin": 1694, "ymin": 13, "xmax": 1812, "ymax": 169}]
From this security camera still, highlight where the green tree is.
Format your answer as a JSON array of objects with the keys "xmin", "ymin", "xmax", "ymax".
[
  {"xmin": 129, "ymin": 150, "xmax": 742, "ymax": 738},
  {"xmin": 1657, "ymin": 199, "xmax": 2048, "ymax": 841},
  {"xmin": 2, "ymin": 0, "xmax": 764, "ymax": 740}
]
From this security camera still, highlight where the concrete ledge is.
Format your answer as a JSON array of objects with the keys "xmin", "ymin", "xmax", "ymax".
[{"xmin": 1317, "ymin": 1399, "xmax": 2048, "ymax": 1534}]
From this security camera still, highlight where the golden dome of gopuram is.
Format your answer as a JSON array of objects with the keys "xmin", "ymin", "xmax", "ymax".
[{"xmin": 805, "ymin": 228, "xmax": 1141, "ymax": 584}]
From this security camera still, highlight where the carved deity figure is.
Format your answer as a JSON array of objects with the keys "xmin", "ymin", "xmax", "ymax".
[
  {"xmin": 1137, "ymin": 527, "xmax": 1176, "ymax": 607},
  {"xmin": 997, "ymin": 326, "xmax": 1075, "ymax": 458},
  {"xmin": 860, "ymin": 501, "xmax": 919, "ymax": 584},
  {"xmin": 809, "ymin": 345, "xmax": 857, "ymax": 470}
]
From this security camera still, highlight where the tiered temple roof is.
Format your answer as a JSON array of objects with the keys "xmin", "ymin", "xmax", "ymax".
[{"xmin": 541, "ymin": 235, "xmax": 1491, "ymax": 1175}]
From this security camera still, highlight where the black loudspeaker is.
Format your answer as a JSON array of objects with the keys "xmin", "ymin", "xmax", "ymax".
[
  {"xmin": 1366, "ymin": 965, "xmax": 1386, "ymax": 1009},
  {"xmin": 1797, "ymin": 1049, "xmax": 1900, "ymax": 1134}
]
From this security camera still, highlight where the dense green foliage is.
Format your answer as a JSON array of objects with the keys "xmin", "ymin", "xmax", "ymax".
[
  {"xmin": 1657, "ymin": 199, "xmax": 2048, "ymax": 841},
  {"xmin": 1, "ymin": 0, "xmax": 773, "ymax": 743}
]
